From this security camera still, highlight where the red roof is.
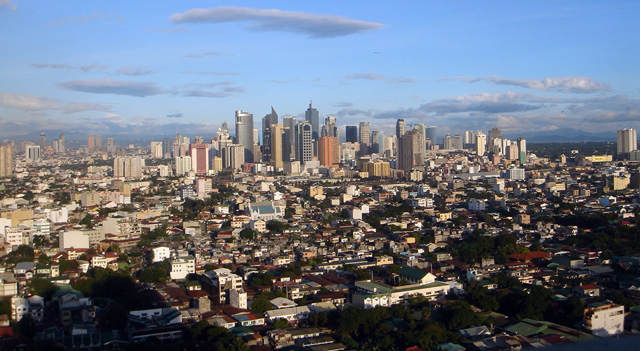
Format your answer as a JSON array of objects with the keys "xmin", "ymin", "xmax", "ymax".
[{"xmin": 509, "ymin": 251, "xmax": 551, "ymax": 262}]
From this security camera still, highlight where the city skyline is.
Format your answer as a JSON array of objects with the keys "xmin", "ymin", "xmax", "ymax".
[{"xmin": 0, "ymin": 2, "xmax": 639, "ymax": 140}]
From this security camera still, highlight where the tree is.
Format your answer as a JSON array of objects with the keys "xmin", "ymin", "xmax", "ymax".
[
  {"xmin": 239, "ymin": 228, "xmax": 256, "ymax": 240},
  {"xmin": 441, "ymin": 300, "xmax": 483, "ymax": 330},
  {"xmin": 247, "ymin": 272, "xmax": 274, "ymax": 287},
  {"xmin": 79, "ymin": 214, "xmax": 94, "ymax": 228},
  {"xmin": 29, "ymin": 277, "xmax": 56, "ymax": 297},
  {"xmin": 272, "ymin": 318, "xmax": 290, "ymax": 329},
  {"xmin": 250, "ymin": 297, "xmax": 272, "ymax": 314},
  {"xmin": 22, "ymin": 190, "xmax": 34, "ymax": 201}
]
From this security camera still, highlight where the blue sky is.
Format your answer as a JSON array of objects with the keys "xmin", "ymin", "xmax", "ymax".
[{"xmin": 0, "ymin": 1, "xmax": 638, "ymax": 140}]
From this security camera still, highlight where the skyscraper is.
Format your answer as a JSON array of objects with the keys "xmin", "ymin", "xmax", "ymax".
[
  {"xmin": 359, "ymin": 122, "xmax": 371, "ymax": 146},
  {"xmin": 262, "ymin": 107, "xmax": 278, "ymax": 163},
  {"xmin": 271, "ymin": 124, "xmax": 284, "ymax": 170},
  {"xmin": 295, "ymin": 121, "xmax": 313, "ymax": 164},
  {"xmin": 345, "ymin": 126, "xmax": 358, "ymax": 143},
  {"xmin": 95, "ymin": 135, "xmax": 103, "ymax": 151},
  {"xmin": 321, "ymin": 116, "xmax": 338, "ymax": 138},
  {"xmin": 26, "ymin": 145, "xmax": 40, "ymax": 162},
  {"xmin": 617, "ymin": 128, "xmax": 638, "ymax": 155},
  {"xmin": 425, "ymin": 126, "xmax": 437, "ymax": 146},
  {"xmin": 191, "ymin": 143, "xmax": 211, "ymax": 175},
  {"xmin": 318, "ymin": 136, "xmax": 339, "ymax": 167},
  {"xmin": 39, "ymin": 133, "xmax": 46, "ymax": 151},
  {"xmin": 235, "ymin": 110, "xmax": 254, "ymax": 163},
  {"xmin": 114, "ymin": 156, "xmax": 145, "ymax": 178},
  {"xmin": 396, "ymin": 119, "xmax": 406, "ymax": 140},
  {"xmin": 517, "ymin": 137, "xmax": 527, "ymax": 164},
  {"xmin": 398, "ymin": 129, "xmax": 425, "ymax": 172},
  {"xmin": 106, "ymin": 138, "xmax": 115, "ymax": 153},
  {"xmin": 87, "ymin": 134, "xmax": 95, "ymax": 151},
  {"xmin": 476, "ymin": 132, "xmax": 487, "ymax": 156},
  {"xmin": 58, "ymin": 133, "xmax": 66, "ymax": 153},
  {"xmin": 150, "ymin": 141, "xmax": 163, "ymax": 159},
  {"xmin": 305, "ymin": 101, "xmax": 320, "ymax": 140},
  {"xmin": 0, "ymin": 144, "xmax": 12, "ymax": 178}
]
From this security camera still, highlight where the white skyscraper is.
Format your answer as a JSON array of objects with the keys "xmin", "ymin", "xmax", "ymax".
[
  {"xmin": 175, "ymin": 156, "xmax": 192, "ymax": 176},
  {"xmin": 476, "ymin": 132, "xmax": 487, "ymax": 156},
  {"xmin": 617, "ymin": 128, "xmax": 637, "ymax": 155},
  {"xmin": 150, "ymin": 141, "xmax": 163, "ymax": 159}
]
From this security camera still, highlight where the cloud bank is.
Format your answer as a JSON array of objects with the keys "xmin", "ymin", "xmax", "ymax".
[
  {"xmin": 59, "ymin": 79, "xmax": 166, "ymax": 97},
  {"xmin": 440, "ymin": 75, "xmax": 607, "ymax": 94},
  {"xmin": 170, "ymin": 6, "xmax": 384, "ymax": 38},
  {"xmin": 0, "ymin": 93, "xmax": 111, "ymax": 114}
]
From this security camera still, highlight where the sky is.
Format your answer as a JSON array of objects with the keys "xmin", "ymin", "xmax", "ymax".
[{"xmin": 0, "ymin": 1, "xmax": 639, "ymax": 141}]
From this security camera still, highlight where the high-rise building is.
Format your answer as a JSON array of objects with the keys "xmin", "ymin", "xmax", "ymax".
[
  {"xmin": 95, "ymin": 135, "xmax": 103, "ymax": 151},
  {"xmin": 58, "ymin": 133, "xmax": 66, "ymax": 153},
  {"xmin": 114, "ymin": 156, "xmax": 145, "ymax": 179},
  {"xmin": 396, "ymin": 119, "xmax": 406, "ymax": 140},
  {"xmin": 517, "ymin": 137, "xmax": 527, "ymax": 164},
  {"xmin": 425, "ymin": 126, "xmax": 437, "ymax": 146},
  {"xmin": 476, "ymin": 132, "xmax": 487, "ymax": 156},
  {"xmin": 464, "ymin": 131, "xmax": 476, "ymax": 145},
  {"xmin": 398, "ymin": 129, "xmax": 425, "ymax": 172},
  {"xmin": 617, "ymin": 128, "xmax": 638, "ymax": 155},
  {"xmin": 295, "ymin": 121, "xmax": 313, "ymax": 164},
  {"xmin": 0, "ymin": 144, "xmax": 12, "ymax": 178},
  {"xmin": 321, "ymin": 116, "xmax": 338, "ymax": 138},
  {"xmin": 26, "ymin": 145, "xmax": 41, "ymax": 162},
  {"xmin": 271, "ymin": 124, "xmax": 284, "ymax": 170},
  {"xmin": 413, "ymin": 124, "xmax": 426, "ymax": 154},
  {"xmin": 235, "ymin": 110, "xmax": 254, "ymax": 163},
  {"xmin": 318, "ymin": 136, "xmax": 339, "ymax": 167},
  {"xmin": 39, "ymin": 133, "xmax": 46, "ymax": 150},
  {"xmin": 150, "ymin": 141, "xmax": 163, "ymax": 159},
  {"xmin": 443, "ymin": 134, "xmax": 463, "ymax": 150},
  {"xmin": 359, "ymin": 122, "xmax": 371, "ymax": 146},
  {"xmin": 345, "ymin": 126, "xmax": 358, "ymax": 143},
  {"xmin": 175, "ymin": 156, "xmax": 192, "ymax": 176},
  {"xmin": 191, "ymin": 143, "xmax": 211, "ymax": 175},
  {"xmin": 262, "ymin": 107, "xmax": 278, "ymax": 163},
  {"xmin": 87, "ymin": 134, "xmax": 95, "ymax": 151},
  {"xmin": 305, "ymin": 101, "xmax": 320, "ymax": 140},
  {"xmin": 106, "ymin": 138, "xmax": 115, "ymax": 153},
  {"xmin": 223, "ymin": 144, "xmax": 244, "ymax": 170}
]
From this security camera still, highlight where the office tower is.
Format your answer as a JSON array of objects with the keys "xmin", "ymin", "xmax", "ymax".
[
  {"xmin": 194, "ymin": 136, "xmax": 204, "ymax": 144},
  {"xmin": 113, "ymin": 156, "xmax": 145, "ymax": 179},
  {"xmin": 305, "ymin": 101, "xmax": 320, "ymax": 140},
  {"xmin": 150, "ymin": 141, "xmax": 163, "ymax": 159},
  {"xmin": 0, "ymin": 144, "xmax": 12, "ymax": 178},
  {"xmin": 476, "ymin": 132, "xmax": 487, "ymax": 156},
  {"xmin": 162, "ymin": 138, "xmax": 172, "ymax": 158},
  {"xmin": 322, "ymin": 116, "xmax": 339, "ymax": 138},
  {"xmin": 383, "ymin": 136, "xmax": 395, "ymax": 157},
  {"xmin": 443, "ymin": 134, "xmax": 463, "ymax": 150},
  {"xmin": 26, "ymin": 145, "xmax": 41, "ymax": 162},
  {"xmin": 39, "ymin": 133, "xmax": 46, "ymax": 150},
  {"xmin": 517, "ymin": 137, "xmax": 527, "ymax": 164},
  {"xmin": 235, "ymin": 110, "xmax": 254, "ymax": 163},
  {"xmin": 359, "ymin": 122, "xmax": 371, "ymax": 146},
  {"xmin": 464, "ymin": 130, "xmax": 476, "ymax": 145},
  {"xmin": 175, "ymin": 156, "xmax": 192, "ymax": 176},
  {"xmin": 617, "ymin": 128, "xmax": 638, "ymax": 155},
  {"xmin": 59, "ymin": 133, "xmax": 66, "ymax": 153},
  {"xmin": 318, "ymin": 136, "xmax": 339, "ymax": 167},
  {"xmin": 262, "ymin": 107, "xmax": 278, "ymax": 163},
  {"xmin": 488, "ymin": 127, "xmax": 502, "ymax": 141},
  {"xmin": 223, "ymin": 144, "xmax": 244, "ymax": 170},
  {"xmin": 106, "ymin": 138, "xmax": 115, "ymax": 153},
  {"xmin": 396, "ymin": 119, "xmax": 406, "ymax": 140},
  {"xmin": 87, "ymin": 134, "xmax": 95, "ymax": 151},
  {"xmin": 95, "ymin": 135, "xmax": 103, "ymax": 151},
  {"xmin": 425, "ymin": 126, "xmax": 437, "ymax": 146},
  {"xmin": 295, "ymin": 121, "xmax": 313, "ymax": 164},
  {"xmin": 191, "ymin": 143, "xmax": 211, "ymax": 175},
  {"xmin": 398, "ymin": 129, "xmax": 425, "ymax": 172},
  {"xmin": 413, "ymin": 124, "xmax": 426, "ymax": 154},
  {"xmin": 345, "ymin": 126, "xmax": 358, "ymax": 143},
  {"xmin": 52, "ymin": 139, "xmax": 59, "ymax": 153},
  {"xmin": 271, "ymin": 124, "xmax": 284, "ymax": 170}
]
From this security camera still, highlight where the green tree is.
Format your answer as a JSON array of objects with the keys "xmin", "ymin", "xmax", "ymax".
[
  {"xmin": 239, "ymin": 228, "xmax": 256, "ymax": 240},
  {"xmin": 29, "ymin": 277, "xmax": 56, "ymax": 297},
  {"xmin": 272, "ymin": 318, "xmax": 290, "ymax": 329},
  {"xmin": 250, "ymin": 297, "xmax": 272, "ymax": 314}
]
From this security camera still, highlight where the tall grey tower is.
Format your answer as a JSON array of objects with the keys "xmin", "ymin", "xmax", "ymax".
[
  {"xmin": 235, "ymin": 110, "xmax": 254, "ymax": 163},
  {"xmin": 262, "ymin": 107, "xmax": 278, "ymax": 163},
  {"xmin": 396, "ymin": 119, "xmax": 406, "ymax": 140},
  {"xmin": 305, "ymin": 101, "xmax": 320, "ymax": 141}
]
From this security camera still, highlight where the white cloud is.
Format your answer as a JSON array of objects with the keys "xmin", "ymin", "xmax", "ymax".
[
  {"xmin": 31, "ymin": 63, "xmax": 109, "ymax": 72},
  {"xmin": 440, "ymin": 75, "xmax": 608, "ymax": 94},
  {"xmin": 170, "ymin": 6, "xmax": 384, "ymax": 38},
  {"xmin": 59, "ymin": 79, "xmax": 166, "ymax": 97},
  {"xmin": 0, "ymin": 0, "xmax": 17, "ymax": 11},
  {"xmin": 49, "ymin": 11, "xmax": 122, "ymax": 26},
  {"xmin": 117, "ymin": 67, "xmax": 154, "ymax": 76},
  {"xmin": 345, "ymin": 73, "xmax": 416, "ymax": 84},
  {"xmin": 0, "ymin": 93, "xmax": 111, "ymax": 114}
]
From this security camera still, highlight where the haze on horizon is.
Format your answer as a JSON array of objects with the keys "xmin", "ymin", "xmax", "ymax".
[{"xmin": 0, "ymin": 1, "xmax": 638, "ymax": 140}]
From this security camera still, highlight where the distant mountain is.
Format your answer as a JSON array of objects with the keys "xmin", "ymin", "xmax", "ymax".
[{"xmin": 505, "ymin": 128, "xmax": 616, "ymax": 143}]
